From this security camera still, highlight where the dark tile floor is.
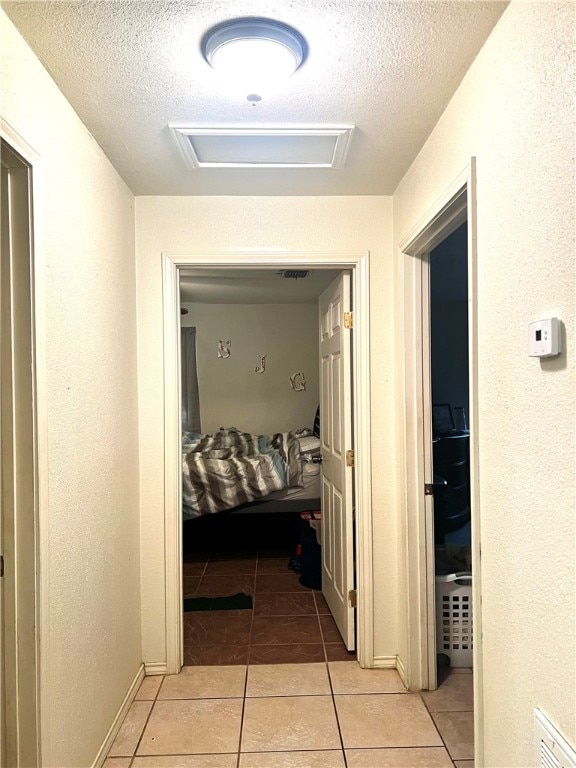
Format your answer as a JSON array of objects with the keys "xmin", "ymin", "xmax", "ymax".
[{"xmin": 183, "ymin": 549, "xmax": 357, "ymax": 666}]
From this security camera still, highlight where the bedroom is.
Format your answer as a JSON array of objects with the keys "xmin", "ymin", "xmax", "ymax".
[{"xmin": 179, "ymin": 266, "xmax": 355, "ymax": 665}]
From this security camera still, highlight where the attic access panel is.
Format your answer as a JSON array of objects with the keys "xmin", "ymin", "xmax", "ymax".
[{"xmin": 169, "ymin": 125, "xmax": 354, "ymax": 169}]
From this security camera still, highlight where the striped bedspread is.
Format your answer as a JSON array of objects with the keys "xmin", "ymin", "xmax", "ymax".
[{"xmin": 182, "ymin": 427, "xmax": 303, "ymax": 519}]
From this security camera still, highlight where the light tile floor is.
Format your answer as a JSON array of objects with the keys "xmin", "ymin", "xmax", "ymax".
[{"xmin": 105, "ymin": 663, "xmax": 474, "ymax": 768}]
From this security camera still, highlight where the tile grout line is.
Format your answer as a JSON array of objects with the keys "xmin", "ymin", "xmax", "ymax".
[
  {"xmin": 318, "ymin": 598, "xmax": 330, "ymax": 663},
  {"xmin": 325, "ymin": 655, "xmax": 349, "ymax": 768},
  {"xmin": 182, "ymin": 552, "xmax": 209, "ymax": 599},
  {"xmin": 235, "ymin": 663, "xmax": 250, "ymax": 768},
  {"xmin": 311, "ymin": 591, "xmax": 323, "ymax": 653},
  {"xmin": 248, "ymin": 692, "xmax": 346, "ymax": 699},
  {"xmin": 128, "ymin": 751, "xmax": 240, "ymax": 762},
  {"xmin": 247, "ymin": 551, "xmax": 259, "ymax": 666},
  {"xmin": 124, "ymin": 674, "xmax": 165, "ymax": 764},
  {"xmin": 418, "ymin": 690, "xmax": 462, "ymax": 766}
]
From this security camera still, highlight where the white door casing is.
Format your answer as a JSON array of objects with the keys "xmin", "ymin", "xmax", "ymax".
[
  {"xmin": 399, "ymin": 160, "xmax": 483, "ymax": 763},
  {"xmin": 161, "ymin": 251, "xmax": 374, "ymax": 672},
  {"xmin": 0, "ymin": 129, "xmax": 41, "ymax": 768},
  {"xmin": 0, "ymin": 161, "xmax": 7, "ymax": 768},
  {"xmin": 319, "ymin": 272, "xmax": 355, "ymax": 650}
]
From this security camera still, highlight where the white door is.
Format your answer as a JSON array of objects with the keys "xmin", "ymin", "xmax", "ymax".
[{"xmin": 319, "ymin": 272, "xmax": 355, "ymax": 650}]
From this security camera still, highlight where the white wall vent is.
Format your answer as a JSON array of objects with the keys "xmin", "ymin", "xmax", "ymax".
[
  {"xmin": 535, "ymin": 709, "xmax": 576, "ymax": 768},
  {"xmin": 169, "ymin": 125, "xmax": 354, "ymax": 169}
]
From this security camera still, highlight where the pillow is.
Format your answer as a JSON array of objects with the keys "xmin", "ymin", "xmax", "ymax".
[{"xmin": 298, "ymin": 436, "xmax": 321, "ymax": 453}]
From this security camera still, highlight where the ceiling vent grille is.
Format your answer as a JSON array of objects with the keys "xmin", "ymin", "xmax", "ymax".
[
  {"xmin": 169, "ymin": 125, "xmax": 354, "ymax": 169},
  {"xmin": 282, "ymin": 270, "xmax": 309, "ymax": 279}
]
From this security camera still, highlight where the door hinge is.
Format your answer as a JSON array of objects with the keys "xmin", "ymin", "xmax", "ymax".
[
  {"xmin": 424, "ymin": 483, "xmax": 434, "ymax": 496},
  {"xmin": 348, "ymin": 589, "xmax": 357, "ymax": 608},
  {"xmin": 344, "ymin": 311, "xmax": 353, "ymax": 329},
  {"xmin": 0, "ymin": 555, "xmax": 3, "ymax": 578},
  {"xmin": 346, "ymin": 449, "xmax": 355, "ymax": 467}
]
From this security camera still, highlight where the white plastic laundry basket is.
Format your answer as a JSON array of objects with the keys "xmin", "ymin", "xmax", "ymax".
[{"xmin": 436, "ymin": 572, "xmax": 473, "ymax": 668}]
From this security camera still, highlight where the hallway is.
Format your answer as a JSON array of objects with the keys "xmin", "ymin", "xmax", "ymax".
[
  {"xmin": 3, "ymin": 3, "xmax": 573, "ymax": 765},
  {"xmin": 104, "ymin": 663, "xmax": 473, "ymax": 767}
]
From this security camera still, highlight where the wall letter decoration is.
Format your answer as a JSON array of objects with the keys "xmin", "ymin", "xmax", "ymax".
[
  {"xmin": 255, "ymin": 355, "xmax": 266, "ymax": 374},
  {"xmin": 217, "ymin": 340, "xmax": 231, "ymax": 359},
  {"xmin": 289, "ymin": 372, "xmax": 307, "ymax": 391}
]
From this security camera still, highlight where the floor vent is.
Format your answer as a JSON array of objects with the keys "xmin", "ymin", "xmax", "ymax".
[{"xmin": 535, "ymin": 709, "xmax": 576, "ymax": 768}]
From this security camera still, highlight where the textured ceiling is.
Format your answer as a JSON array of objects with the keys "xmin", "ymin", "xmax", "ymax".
[
  {"xmin": 3, "ymin": 0, "xmax": 508, "ymax": 196},
  {"xmin": 180, "ymin": 268, "xmax": 340, "ymax": 303}
]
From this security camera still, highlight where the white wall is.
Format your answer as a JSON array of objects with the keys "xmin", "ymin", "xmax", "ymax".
[
  {"xmin": 135, "ymin": 195, "xmax": 396, "ymax": 665},
  {"xmin": 181, "ymin": 302, "xmax": 319, "ymax": 435},
  {"xmin": 1, "ymin": 12, "xmax": 141, "ymax": 767},
  {"xmin": 393, "ymin": 2, "xmax": 575, "ymax": 765}
]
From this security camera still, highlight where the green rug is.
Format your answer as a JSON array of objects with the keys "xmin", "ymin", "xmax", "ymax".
[{"xmin": 183, "ymin": 592, "xmax": 253, "ymax": 612}]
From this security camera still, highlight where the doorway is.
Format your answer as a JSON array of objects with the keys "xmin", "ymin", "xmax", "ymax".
[
  {"xmin": 161, "ymin": 251, "xmax": 374, "ymax": 674},
  {"xmin": 430, "ymin": 222, "xmax": 473, "ymax": 679},
  {"xmin": 428, "ymin": 223, "xmax": 475, "ymax": 758},
  {"xmin": 400, "ymin": 161, "xmax": 483, "ymax": 761},
  {"xmin": 177, "ymin": 268, "xmax": 356, "ymax": 665},
  {"xmin": 0, "ymin": 134, "xmax": 40, "ymax": 767}
]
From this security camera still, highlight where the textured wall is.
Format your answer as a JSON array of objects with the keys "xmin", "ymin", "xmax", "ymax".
[
  {"xmin": 393, "ymin": 2, "xmax": 575, "ymax": 765},
  {"xmin": 135, "ymin": 195, "xmax": 396, "ymax": 664},
  {"xmin": 1, "ymin": 13, "xmax": 141, "ymax": 767},
  {"xmin": 181, "ymin": 302, "xmax": 319, "ymax": 435}
]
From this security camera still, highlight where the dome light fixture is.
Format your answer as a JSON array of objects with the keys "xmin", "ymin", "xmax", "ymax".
[{"xmin": 201, "ymin": 17, "xmax": 307, "ymax": 101}]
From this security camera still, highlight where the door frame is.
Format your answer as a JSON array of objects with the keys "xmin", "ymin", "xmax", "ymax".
[
  {"xmin": 0, "ymin": 119, "xmax": 46, "ymax": 767},
  {"xmin": 399, "ymin": 160, "xmax": 484, "ymax": 759},
  {"xmin": 161, "ymin": 251, "xmax": 374, "ymax": 672}
]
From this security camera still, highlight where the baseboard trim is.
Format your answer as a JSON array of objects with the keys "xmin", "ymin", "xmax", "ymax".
[
  {"xmin": 372, "ymin": 655, "xmax": 398, "ymax": 669},
  {"xmin": 144, "ymin": 661, "xmax": 168, "ymax": 675},
  {"xmin": 396, "ymin": 655, "xmax": 407, "ymax": 686},
  {"xmin": 92, "ymin": 663, "xmax": 145, "ymax": 768}
]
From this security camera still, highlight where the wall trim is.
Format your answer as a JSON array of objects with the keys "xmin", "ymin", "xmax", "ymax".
[
  {"xmin": 0, "ymin": 117, "xmax": 47, "ymax": 768},
  {"xmin": 398, "ymin": 159, "xmax": 483, "ymax": 762},
  {"xmin": 91, "ymin": 664, "xmax": 145, "ymax": 768},
  {"xmin": 162, "ymin": 251, "xmax": 374, "ymax": 672},
  {"xmin": 399, "ymin": 167, "xmax": 469, "ymax": 256},
  {"xmin": 396, "ymin": 655, "xmax": 407, "ymax": 687},
  {"xmin": 372, "ymin": 655, "xmax": 398, "ymax": 669},
  {"xmin": 144, "ymin": 662, "xmax": 168, "ymax": 676}
]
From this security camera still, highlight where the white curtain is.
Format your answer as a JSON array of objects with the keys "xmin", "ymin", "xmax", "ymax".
[{"xmin": 181, "ymin": 326, "xmax": 201, "ymax": 432}]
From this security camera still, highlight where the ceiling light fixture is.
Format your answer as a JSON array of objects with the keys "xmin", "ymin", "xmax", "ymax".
[{"xmin": 201, "ymin": 17, "xmax": 307, "ymax": 101}]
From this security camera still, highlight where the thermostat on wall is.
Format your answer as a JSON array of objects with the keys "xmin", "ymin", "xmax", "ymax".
[{"xmin": 528, "ymin": 317, "xmax": 561, "ymax": 358}]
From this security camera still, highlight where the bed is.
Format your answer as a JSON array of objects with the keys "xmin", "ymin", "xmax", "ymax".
[{"xmin": 182, "ymin": 426, "xmax": 321, "ymax": 520}]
